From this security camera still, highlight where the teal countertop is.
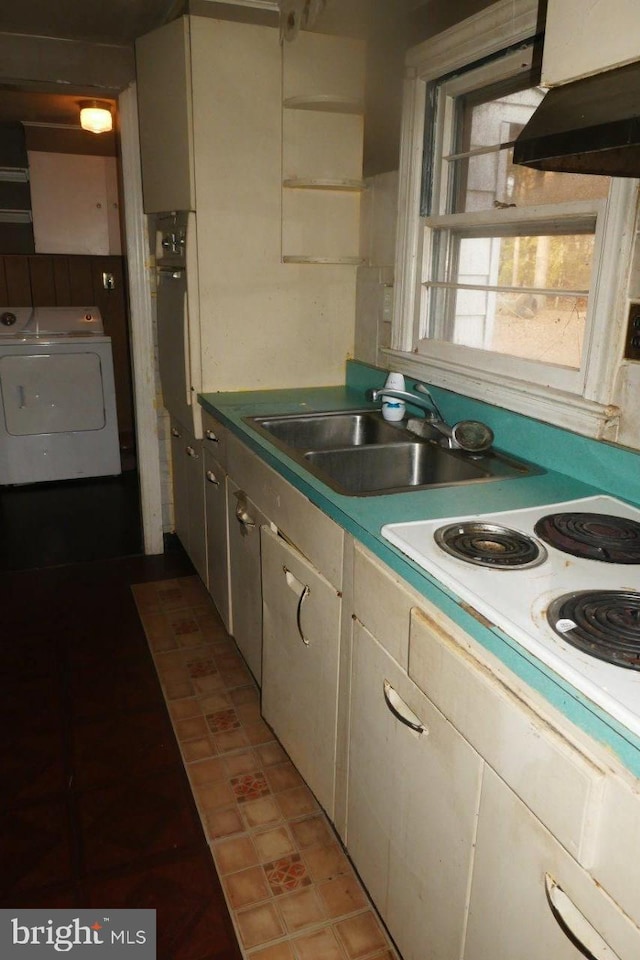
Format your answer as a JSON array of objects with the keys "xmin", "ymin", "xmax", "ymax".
[{"xmin": 199, "ymin": 376, "xmax": 640, "ymax": 775}]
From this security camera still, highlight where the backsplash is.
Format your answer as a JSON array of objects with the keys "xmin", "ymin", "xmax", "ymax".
[{"xmin": 347, "ymin": 359, "xmax": 640, "ymax": 507}]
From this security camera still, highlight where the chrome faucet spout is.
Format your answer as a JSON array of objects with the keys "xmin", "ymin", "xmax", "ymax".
[
  {"xmin": 367, "ymin": 387, "xmax": 437, "ymax": 415},
  {"xmin": 367, "ymin": 385, "xmax": 445, "ymax": 424},
  {"xmin": 366, "ymin": 383, "xmax": 494, "ymax": 453}
]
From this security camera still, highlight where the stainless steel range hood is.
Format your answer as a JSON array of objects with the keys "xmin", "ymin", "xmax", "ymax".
[{"xmin": 513, "ymin": 59, "xmax": 640, "ymax": 177}]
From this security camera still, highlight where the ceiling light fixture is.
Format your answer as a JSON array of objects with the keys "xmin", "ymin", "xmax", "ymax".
[{"xmin": 79, "ymin": 100, "xmax": 113, "ymax": 134}]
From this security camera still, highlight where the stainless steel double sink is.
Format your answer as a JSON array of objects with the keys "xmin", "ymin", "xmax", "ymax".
[{"xmin": 245, "ymin": 409, "xmax": 538, "ymax": 497}]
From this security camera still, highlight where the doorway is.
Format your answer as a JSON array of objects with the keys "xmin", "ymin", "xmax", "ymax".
[{"xmin": 0, "ymin": 91, "xmax": 145, "ymax": 571}]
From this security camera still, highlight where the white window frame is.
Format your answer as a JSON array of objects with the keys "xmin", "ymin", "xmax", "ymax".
[{"xmin": 387, "ymin": 0, "xmax": 638, "ymax": 439}]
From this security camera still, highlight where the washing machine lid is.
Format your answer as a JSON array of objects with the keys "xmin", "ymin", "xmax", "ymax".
[{"xmin": 0, "ymin": 306, "xmax": 104, "ymax": 338}]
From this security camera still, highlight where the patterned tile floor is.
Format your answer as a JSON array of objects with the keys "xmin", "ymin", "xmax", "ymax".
[{"xmin": 132, "ymin": 576, "xmax": 400, "ymax": 960}]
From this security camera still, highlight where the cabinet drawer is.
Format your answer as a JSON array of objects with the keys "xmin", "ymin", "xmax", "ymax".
[
  {"xmin": 227, "ymin": 432, "xmax": 343, "ymax": 589},
  {"xmin": 465, "ymin": 767, "xmax": 640, "ymax": 960},
  {"xmin": 201, "ymin": 409, "xmax": 228, "ymax": 468},
  {"xmin": 591, "ymin": 774, "xmax": 640, "ymax": 927},
  {"xmin": 409, "ymin": 604, "xmax": 605, "ymax": 863},
  {"xmin": 352, "ymin": 542, "xmax": 418, "ymax": 668}
]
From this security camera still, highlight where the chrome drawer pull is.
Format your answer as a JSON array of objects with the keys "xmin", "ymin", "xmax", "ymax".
[
  {"xmin": 296, "ymin": 585, "xmax": 310, "ymax": 645},
  {"xmin": 383, "ymin": 680, "xmax": 425, "ymax": 734},
  {"xmin": 283, "ymin": 566, "xmax": 311, "ymax": 645},
  {"xmin": 544, "ymin": 874, "xmax": 621, "ymax": 960},
  {"xmin": 233, "ymin": 491, "xmax": 255, "ymax": 535}
]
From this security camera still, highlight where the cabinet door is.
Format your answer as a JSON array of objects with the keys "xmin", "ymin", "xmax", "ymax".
[
  {"xmin": 184, "ymin": 436, "xmax": 206, "ymax": 586},
  {"xmin": 170, "ymin": 420, "xmax": 189, "ymax": 552},
  {"xmin": 170, "ymin": 418, "xmax": 207, "ymax": 585},
  {"xmin": 542, "ymin": 0, "xmax": 640, "ymax": 86},
  {"xmin": 204, "ymin": 449, "xmax": 230, "ymax": 631},
  {"xmin": 226, "ymin": 478, "xmax": 268, "ymax": 684},
  {"xmin": 347, "ymin": 620, "xmax": 483, "ymax": 960},
  {"xmin": 261, "ymin": 525, "xmax": 341, "ymax": 817},
  {"xmin": 135, "ymin": 17, "xmax": 195, "ymax": 213},
  {"xmin": 464, "ymin": 768, "xmax": 639, "ymax": 960}
]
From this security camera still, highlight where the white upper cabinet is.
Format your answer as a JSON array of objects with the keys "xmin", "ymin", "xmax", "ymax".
[
  {"xmin": 135, "ymin": 17, "xmax": 195, "ymax": 213},
  {"xmin": 542, "ymin": 0, "xmax": 640, "ymax": 86}
]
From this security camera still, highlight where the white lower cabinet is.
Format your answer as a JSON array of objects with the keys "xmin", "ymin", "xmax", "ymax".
[
  {"xmin": 591, "ymin": 774, "xmax": 640, "ymax": 929},
  {"xmin": 170, "ymin": 417, "xmax": 207, "ymax": 585},
  {"xmin": 226, "ymin": 477, "xmax": 268, "ymax": 685},
  {"xmin": 464, "ymin": 767, "xmax": 639, "ymax": 960},
  {"xmin": 261, "ymin": 524, "xmax": 342, "ymax": 817},
  {"xmin": 347, "ymin": 619, "xmax": 484, "ymax": 960},
  {"xmin": 199, "ymin": 437, "xmax": 640, "ymax": 960},
  {"xmin": 204, "ymin": 448, "xmax": 230, "ymax": 631}
]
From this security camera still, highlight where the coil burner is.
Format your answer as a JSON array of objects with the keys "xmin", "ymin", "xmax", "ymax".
[
  {"xmin": 534, "ymin": 512, "xmax": 640, "ymax": 564},
  {"xmin": 433, "ymin": 522, "xmax": 547, "ymax": 569},
  {"xmin": 548, "ymin": 590, "xmax": 640, "ymax": 670}
]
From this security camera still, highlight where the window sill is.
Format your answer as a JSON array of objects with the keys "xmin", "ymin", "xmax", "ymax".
[{"xmin": 379, "ymin": 347, "xmax": 621, "ymax": 441}]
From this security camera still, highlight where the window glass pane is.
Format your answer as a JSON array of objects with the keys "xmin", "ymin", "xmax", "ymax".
[
  {"xmin": 426, "ymin": 230, "xmax": 595, "ymax": 367},
  {"xmin": 446, "ymin": 289, "xmax": 585, "ymax": 367},
  {"xmin": 449, "ymin": 150, "xmax": 610, "ymax": 212},
  {"xmin": 447, "ymin": 88, "xmax": 609, "ymax": 213},
  {"xmin": 456, "ymin": 233, "xmax": 595, "ymax": 292}
]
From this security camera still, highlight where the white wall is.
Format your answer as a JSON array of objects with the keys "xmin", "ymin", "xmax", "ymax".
[{"xmin": 354, "ymin": 170, "xmax": 398, "ymax": 365}]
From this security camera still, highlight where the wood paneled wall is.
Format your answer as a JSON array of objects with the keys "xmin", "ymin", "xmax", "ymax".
[{"xmin": 0, "ymin": 254, "xmax": 134, "ymax": 444}]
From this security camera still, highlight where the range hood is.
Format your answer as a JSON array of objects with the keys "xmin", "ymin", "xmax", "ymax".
[{"xmin": 513, "ymin": 59, "xmax": 640, "ymax": 177}]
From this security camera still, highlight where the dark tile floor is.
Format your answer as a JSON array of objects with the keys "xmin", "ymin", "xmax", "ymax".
[{"xmin": 0, "ymin": 471, "xmax": 243, "ymax": 960}]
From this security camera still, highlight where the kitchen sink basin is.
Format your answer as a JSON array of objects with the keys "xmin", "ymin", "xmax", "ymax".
[
  {"xmin": 305, "ymin": 442, "xmax": 489, "ymax": 494},
  {"xmin": 244, "ymin": 409, "xmax": 539, "ymax": 496},
  {"xmin": 249, "ymin": 410, "xmax": 408, "ymax": 450}
]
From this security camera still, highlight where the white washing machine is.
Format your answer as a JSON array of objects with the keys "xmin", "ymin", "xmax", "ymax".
[{"xmin": 0, "ymin": 306, "xmax": 121, "ymax": 484}]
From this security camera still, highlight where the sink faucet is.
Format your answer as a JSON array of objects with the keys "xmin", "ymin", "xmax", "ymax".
[
  {"xmin": 366, "ymin": 381, "xmax": 494, "ymax": 453},
  {"xmin": 366, "ymin": 381, "xmax": 446, "ymax": 424}
]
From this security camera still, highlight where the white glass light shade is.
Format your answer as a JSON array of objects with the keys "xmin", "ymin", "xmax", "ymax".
[{"xmin": 79, "ymin": 102, "xmax": 113, "ymax": 134}]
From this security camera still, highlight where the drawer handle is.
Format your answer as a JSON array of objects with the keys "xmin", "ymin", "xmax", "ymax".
[
  {"xmin": 206, "ymin": 469, "xmax": 219, "ymax": 486},
  {"xmin": 205, "ymin": 430, "xmax": 219, "ymax": 442},
  {"xmin": 283, "ymin": 566, "xmax": 311, "ymax": 646},
  {"xmin": 383, "ymin": 680, "xmax": 425, "ymax": 734},
  {"xmin": 235, "ymin": 490, "xmax": 256, "ymax": 534},
  {"xmin": 544, "ymin": 874, "xmax": 621, "ymax": 960}
]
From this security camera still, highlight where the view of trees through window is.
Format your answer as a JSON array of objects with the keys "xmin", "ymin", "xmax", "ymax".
[{"xmin": 429, "ymin": 82, "xmax": 610, "ymax": 368}]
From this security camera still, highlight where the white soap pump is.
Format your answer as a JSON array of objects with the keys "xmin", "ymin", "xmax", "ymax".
[{"xmin": 381, "ymin": 372, "xmax": 406, "ymax": 422}]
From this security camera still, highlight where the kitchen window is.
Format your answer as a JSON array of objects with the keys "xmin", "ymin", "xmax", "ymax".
[{"xmin": 389, "ymin": 0, "xmax": 638, "ymax": 438}]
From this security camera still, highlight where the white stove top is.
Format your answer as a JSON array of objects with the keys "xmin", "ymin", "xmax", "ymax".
[{"xmin": 382, "ymin": 495, "xmax": 640, "ymax": 739}]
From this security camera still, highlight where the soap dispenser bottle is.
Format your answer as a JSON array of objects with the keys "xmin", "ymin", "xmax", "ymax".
[{"xmin": 381, "ymin": 372, "xmax": 406, "ymax": 422}]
